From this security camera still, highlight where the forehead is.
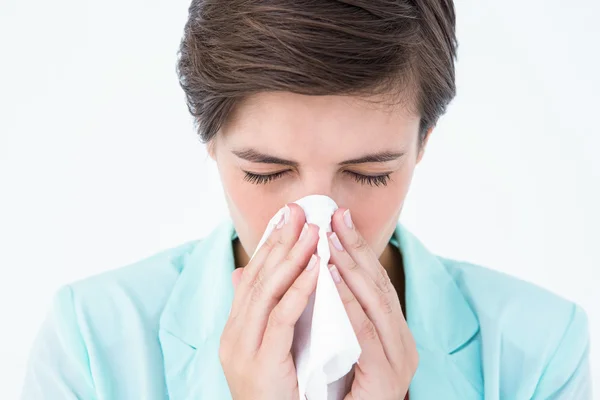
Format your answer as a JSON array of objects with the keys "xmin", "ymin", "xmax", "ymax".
[{"xmin": 219, "ymin": 92, "xmax": 420, "ymax": 154}]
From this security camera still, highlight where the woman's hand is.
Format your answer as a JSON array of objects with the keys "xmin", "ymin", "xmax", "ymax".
[
  {"xmin": 327, "ymin": 208, "xmax": 418, "ymax": 400},
  {"xmin": 219, "ymin": 204, "xmax": 320, "ymax": 400}
]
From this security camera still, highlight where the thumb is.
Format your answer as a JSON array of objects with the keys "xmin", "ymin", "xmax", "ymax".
[{"xmin": 232, "ymin": 267, "xmax": 244, "ymax": 289}]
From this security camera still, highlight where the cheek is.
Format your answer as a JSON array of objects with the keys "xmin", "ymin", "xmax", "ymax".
[
  {"xmin": 219, "ymin": 162, "xmax": 287, "ymax": 252},
  {"xmin": 345, "ymin": 165, "xmax": 415, "ymax": 254}
]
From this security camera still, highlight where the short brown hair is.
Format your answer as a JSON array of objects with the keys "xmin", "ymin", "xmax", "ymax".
[{"xmin": 177, "ymin": 0, "xmax": 457, "ymax": 144}]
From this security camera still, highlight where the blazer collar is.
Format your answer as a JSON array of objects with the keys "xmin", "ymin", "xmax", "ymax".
[
  {"xmin": 159, "ymin": 219, "xmax": 237, "ymax": 349},
  {"xmin": 158, "ymin": 219, "xmax": 481, "ymax": 398},
  {"xmin": 392, "ymin": 224, "xmax": 479, "ymax": 354}
]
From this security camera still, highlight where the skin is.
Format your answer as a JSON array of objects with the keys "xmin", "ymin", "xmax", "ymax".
[{"xmin": 212, "ymin": 92, "xmax": 430, "ymax": 399}]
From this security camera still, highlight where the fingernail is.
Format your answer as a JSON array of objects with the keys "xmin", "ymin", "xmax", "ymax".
[
  {"xmin": 329, "ymin": 264, "xmax": 342, "ymax": 283},
  {"xmin": 276, "ymin": 205, "xmax": 290, "ymax": 229},
  {"xmin": 329, "ymin": 232, "xmax": 344, "ymax": 251},
  {"xmin": 299, "ymin": 223, "xmax": 308, "ymax": 241},
  {"xmin": 306, "ymin": 254, "xmax": 317, "ymax": 271},
  {"xmin": 343, "ymin": 209, "xmax": 353, "ymax": 229},
  {"xmin": 276, "ymin": 215, "xmax": 284, "ymax": 229}
]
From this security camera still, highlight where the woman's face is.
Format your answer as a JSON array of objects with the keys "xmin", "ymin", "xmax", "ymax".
[{"xmin": 210, "ymin": 92, "xmax": 428, "ymax": 264}]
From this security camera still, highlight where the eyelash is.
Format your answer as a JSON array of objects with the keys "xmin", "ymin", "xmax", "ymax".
[
  {"xmin": 243, "ymin": 171, "xmax": 288, "ymax": 185},
  {"xmin": 243, "ymin": 170, "xmax": 391, "ymax": 187}
]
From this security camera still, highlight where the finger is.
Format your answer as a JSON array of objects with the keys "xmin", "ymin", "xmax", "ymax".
[
  {"xmin": 222, "ymin": 267, "xmax": 246, "ymax": 346},
  {"xmin": 331, "ymin": 209, "xmax": 415, "ymax": 346},
  {"xmin": 327, "ymin": 233, "xmax": 406, "ymax": 369},
  {"xmin": 260, "ymin": 254, "xmax": 320, "ymax": 362},
  {"xmin": 327, "ymin": 229, "xmax": 400, "ymax": 316},
  {"xmin": 227, "ymin": 205, "xmax": 291, "ymax": 338},
  {"xmin": 232, "ymin": 268, "xmax": 244, "ymax": 289},
  {"xmin": 260, "ymin": 203, "xmax": 308, "ymax": 278},
  {"xmin": 224, "ymin": 204, "xmax": 303, "ymax": 353},
  {"xmin": 241, "ymin": 223, "xmax": 319, "ymax": 352},
  {"xmin": 328, "ymin": 264, "xmax": 388, "ymax": 369},
  {"xmin": 237, "ymin": 204, "xmax": 291, "ymax": 291},
  {"xmin": 230, "ymin": 204, "xmax": 303, "ymax": 319},
  {"xmin": 330, "ymin": 208, "xmax": 390, "ymax": 293},
  {"xmin": 228, "ymin": 208, "xmax": 286, "ymax": 319},
  {"xmin": 329, "ymin": 210, "xmax": 415, "ymax": 339}
]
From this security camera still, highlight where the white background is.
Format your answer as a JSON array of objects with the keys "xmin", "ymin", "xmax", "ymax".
[{"xmin": 1, "ymin": 0, "xmax": 598, "ymax": 397}]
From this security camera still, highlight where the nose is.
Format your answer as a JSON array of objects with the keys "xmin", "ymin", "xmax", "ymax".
[{"xmin": 290, "ymin": 170, "xmax": 338, "ymax": 205}]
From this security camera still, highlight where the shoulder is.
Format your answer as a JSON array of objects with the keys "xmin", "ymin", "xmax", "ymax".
[
  {"xmin": 440, "ymin": 257, "xmax": 588, "ymax": 337},
  {"xmin": 441, "ymin": 257, "xmax": 591, "ymax": 397},
  {"xmin": 22, "ymin": 239, "xmax": 206, "ymax": 398},
  {"xmin": 52, "ymin": 239, "xmax": 202, "ymax": 335}
]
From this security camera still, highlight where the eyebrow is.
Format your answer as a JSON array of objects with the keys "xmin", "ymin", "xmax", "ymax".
[
  {"xmin": 232, "ymin": 148, "xmax": 404, "ymax": 167},
  {"xmin": 339, "ymin": 151, "xmax": 405, "ymax": 165}
]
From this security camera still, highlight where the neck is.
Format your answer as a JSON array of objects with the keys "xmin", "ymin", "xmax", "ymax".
[
  {"xmin": 379, "ymin": 242, "xmax": 407, "ymax": 316},
  {"xmin": 233, "ymin": 238, "xmax": 249, "ymax": 268}
]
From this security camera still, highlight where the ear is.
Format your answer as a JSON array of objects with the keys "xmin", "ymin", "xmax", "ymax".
[
  {"xmin": 416, "ymin": 126, "xmax": 434, "ymax": 164},
  {"xmin": 207, "ymin": 139, "xmax": 217, "ymax": 161}
]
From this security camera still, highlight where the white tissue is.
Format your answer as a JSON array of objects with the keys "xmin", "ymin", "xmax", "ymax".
[{"xmin": 250, "ymin": 195, "xmax": 361, "ymax": 400}]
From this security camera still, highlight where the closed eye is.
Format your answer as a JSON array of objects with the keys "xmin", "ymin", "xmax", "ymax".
[
  {"xmin": 345, "ymin": 171, "xmax": 391, "ymax": 187},
  {"xmin": 242, "ymin": 170, "xmax": 288, "ymax": 184},
  {"xmin": 242, "ymin": 170, "xmax": 391, "ymax": 187}
]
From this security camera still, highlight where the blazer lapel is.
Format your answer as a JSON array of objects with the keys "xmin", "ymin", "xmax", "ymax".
[
  {"xmin": 158, "ymin": 219, "xmax": 237, "ymax": 400},
  {"xmin": 393, "ymin": 224, "xmax": 484, "ymax": 399}
]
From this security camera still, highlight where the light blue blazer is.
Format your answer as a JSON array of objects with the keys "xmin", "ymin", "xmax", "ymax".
[{"xmin": 22, "ymin": 220, "xmax": 592, "ymax": 399}]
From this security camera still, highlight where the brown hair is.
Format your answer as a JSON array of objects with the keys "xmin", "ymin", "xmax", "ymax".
[{"xmin": 177, "ymin": 0, "xmax": 457, "ymax": 145}]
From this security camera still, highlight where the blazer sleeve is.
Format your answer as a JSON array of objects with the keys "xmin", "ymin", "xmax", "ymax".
[
  {"xmin": 21, "ymin": 286, "xmax": 96, "ymax": 400},
  {"xmin": 532, "ymin": 304, "xmax": 592, "ymax": 400}
]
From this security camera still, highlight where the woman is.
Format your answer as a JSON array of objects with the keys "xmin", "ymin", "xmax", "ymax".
[{"xmin": 22, "ymin": 0, "xmax": 591, "ymax": 399}]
